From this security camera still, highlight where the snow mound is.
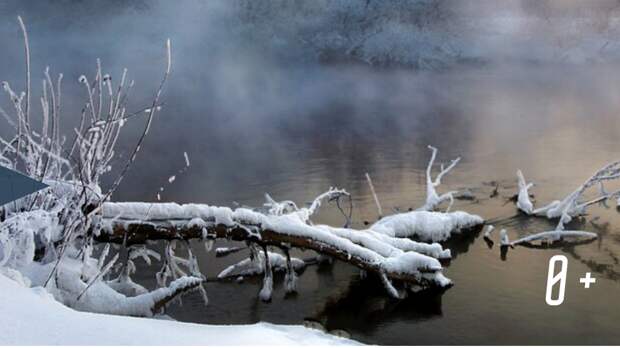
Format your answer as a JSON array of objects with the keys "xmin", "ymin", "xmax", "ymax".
[
  {"xmin": 0, "ymin": 273, "xmax": 359, "ymax": 345},
  {"xmin": 371, "ymin": 210, "xmax": 484, "ymax": 242}
]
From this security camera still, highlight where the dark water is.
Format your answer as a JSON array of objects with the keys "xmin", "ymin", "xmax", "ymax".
[{"xmin": 3, "ymin": 1, "xmax": 620, "ymax": 345}]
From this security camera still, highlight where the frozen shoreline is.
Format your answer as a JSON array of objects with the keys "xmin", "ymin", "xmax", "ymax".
[{"xmin": 0, "ymin": 273, "xmax": 358, "ymax": 346}]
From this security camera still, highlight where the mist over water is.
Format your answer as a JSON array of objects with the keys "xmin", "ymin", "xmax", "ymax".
[{"xmin": 3, "ymin": 1, "xmax": 620, "ymax": 344}]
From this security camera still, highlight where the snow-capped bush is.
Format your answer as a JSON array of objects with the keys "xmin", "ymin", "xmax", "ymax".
[{"xmin": 0, "ymin": 18, "xmax": 204, "ymax": 317}]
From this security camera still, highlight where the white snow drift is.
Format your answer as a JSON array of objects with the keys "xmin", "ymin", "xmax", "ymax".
[{"xmin": 0, "ymin": 273, "xmax": 357, "ymax": 346}]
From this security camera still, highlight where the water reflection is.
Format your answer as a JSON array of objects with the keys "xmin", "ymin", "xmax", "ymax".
[
  {"xmin": 442, "ymin": 224, "xmax": 484, "ymax": 261},
  {"xmin": 315, "ymin": 277, "xmax": 446, "ymax": 335}
]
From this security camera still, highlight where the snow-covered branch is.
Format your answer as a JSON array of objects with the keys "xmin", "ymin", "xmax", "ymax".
[
  {"xmin": 517, "ymin": 161, "xmax": 620, "ymax": 224},
  {"xmin": 45, "ymin": 255, "xmax": 203, "ymax": 317},
  {"xmin": 516, "ymin": 169, "xmax": 534, "ymax": 214},
  {"xmin": 418, "ymin": 145, "xmax": 460, "ymax": 212},
  {"xmin": 515, "ymin": 161, "xmax": 620, "ymax": 246},
  {"xmin": 510, "ymin": 230, "xmax": 597, "ymax": 246}
]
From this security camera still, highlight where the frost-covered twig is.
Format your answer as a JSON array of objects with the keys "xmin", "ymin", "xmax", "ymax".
[
  {"xmin": 0, "ymin": 18, "xmax": 195, "ymax": 317},
  {"xmin": 17, "ymin": 16, "xmax": 31, "ymax": 127},
  {"xmin": 302, "ymin": 187, "xmax": 350, "ymax": 220},
  {"xmin": 99, "ymin": 39, "xmax": 172, "ymax": 205}
]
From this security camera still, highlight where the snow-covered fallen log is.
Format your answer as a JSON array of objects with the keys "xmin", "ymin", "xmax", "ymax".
[
  {"xmin": 98, "ymin": 195, "xmax": 457, "ymax": 297},
  {"xmin": 100, "ymin": 203, "xmax": 483, "ymax": 247}
]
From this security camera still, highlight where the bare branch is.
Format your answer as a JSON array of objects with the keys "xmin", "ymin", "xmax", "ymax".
[
  {"xmin": 17, "ymin": 16, "xmax": 31, "ymax": 126},
  {"xmin": 365, "ymin": 172, "xmax": 383, "ymax": 218},
  {"xmin": 419, "ymin": 145, "xmax": 460, "ymax": 211}
]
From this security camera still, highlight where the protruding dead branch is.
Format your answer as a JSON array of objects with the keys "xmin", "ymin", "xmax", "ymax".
[
  {"xmin": 365, "ymin": 172, "xmax": 383, "ymax": 218},
  {"xmin": 419, "ymin": 145, "xmax": 460, "ymax": 212}
]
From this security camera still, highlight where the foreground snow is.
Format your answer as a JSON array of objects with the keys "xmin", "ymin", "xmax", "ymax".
[{"xmin": 0, "ymin": 274, "xmax": 358, "ymax": 345}]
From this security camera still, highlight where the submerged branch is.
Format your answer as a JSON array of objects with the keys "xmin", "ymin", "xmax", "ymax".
[{"xmin": 510, "ymin": 230, "xmax": 597, "ymax": 246}]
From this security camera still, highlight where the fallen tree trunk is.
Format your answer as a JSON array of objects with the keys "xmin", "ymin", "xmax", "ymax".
[
  {"xmin": 96, "ymin": 201, "xmax": 463, "ymax": 293},
  {"xmin": 97, "ymin": 217, "xmax": 442, "ymax": 285}
]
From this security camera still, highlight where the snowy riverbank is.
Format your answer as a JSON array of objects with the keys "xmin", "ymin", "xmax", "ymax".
[{"xmin": 0, "ymin": 273, "xmax": 358, "ymax": 345}]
